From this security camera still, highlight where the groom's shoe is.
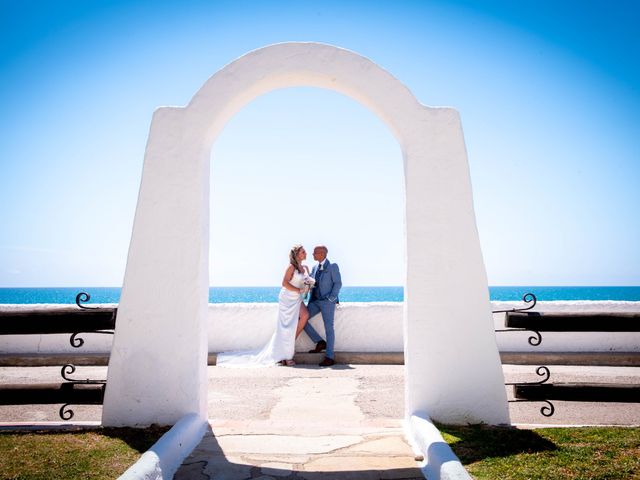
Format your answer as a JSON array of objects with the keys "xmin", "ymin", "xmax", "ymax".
[
  {"xmin": 308, "ymin": 340, "xmax": 327, "ymax": 353},
  {"xmin": 319, "ymin": 356, "xmax": 335, "ymax": 367}
]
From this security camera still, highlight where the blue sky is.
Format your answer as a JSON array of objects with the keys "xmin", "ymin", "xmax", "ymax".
[{"xmin": 0, "ymin": 0, "xmax": 638, "ymax": 287}]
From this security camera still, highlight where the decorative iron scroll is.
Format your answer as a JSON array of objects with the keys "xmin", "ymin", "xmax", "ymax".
[
  {"xmin": 507, "ymin": 366, "xmax": 555, "ymax": 417},
  {"xmin": 493, "ymin": 292, "xmax": 537, "ymax": 313},
  {"xmin": 59, "ymin": 404, "xmax": 74, "ymax": 421},
  {"xmin": 58, "ymin": 364, "xmax": 106, "ymax": 420},
  {"xmin": 508, "ymin": 398, "xmax": 555, "ymax": 417},
  {"xmin": 495, "ymin": 328, "xmax": 542, "ymax": 347},
  {"xmin": 494, "ymin": 292, "xmax": 542, "ymax": 346},
  {"xmin": 69, "ymin": 330, "xmax": 114, "ymax": 349},
  {"xmin": 70, "ymin": 291, "xmax": 115, "ymax": 348},
  {"xmin": 497, "ymin": 296, "xmax": 553, "ymax": 417},
  {"xmin": 75, "ymin": 292, "xmax": 98, "ymax": 309},
  {"xmin": 60, "ymin": 364, "xmax": 106, "ymax": 384},
  {"xmin": 505, "ymin": 365, "xmax": 550, "ymax": 386}
]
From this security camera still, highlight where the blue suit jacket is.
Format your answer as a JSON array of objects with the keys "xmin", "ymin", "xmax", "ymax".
[{"xmin": 311, "ymin": 260, "xmax": 342, "ymax": 303}]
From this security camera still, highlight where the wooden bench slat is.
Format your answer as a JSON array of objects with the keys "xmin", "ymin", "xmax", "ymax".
[
  {"xmin": 505, "ymin": 312, "xmax": 640, "ymax": 331},
  {"xmin": 0, "ymin": 309, "xmax": 116, "ymax": 335},
  {"xmin": 515, "ymin": 383, "xmax": 640, "ymax": 402},
  {"xmin": 0, "ymin": 383, "xmax": 105, "ymax": 405}
]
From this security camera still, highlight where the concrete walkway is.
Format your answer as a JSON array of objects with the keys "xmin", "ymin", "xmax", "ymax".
[
  {"xmin": 177, "ymin": 423, "xmax": 423, "ymax": 479},
  {"xmin": 176, "ymin": 365, "xmax": 423, "ymax": 479},
  {"xmin": 1, "ymin": 364, "xmax": 639, "ymax": 426}
]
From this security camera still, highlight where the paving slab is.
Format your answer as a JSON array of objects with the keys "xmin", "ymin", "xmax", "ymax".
[
  {"xmin": 176, "ymin": 365, "xmax": 423, "ymax": 479},
  {"xmin": 215, "ymin": 434, "xmax": 364, "ymax": 455},
  {"xmin": 176, "ymin": 425, "xmax": 423, "ymax": 480}
]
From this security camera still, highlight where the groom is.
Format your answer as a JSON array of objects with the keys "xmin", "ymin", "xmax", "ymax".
[{"xmin": 304, "ymin": 245, "xmax": 342, "ymax": 367}]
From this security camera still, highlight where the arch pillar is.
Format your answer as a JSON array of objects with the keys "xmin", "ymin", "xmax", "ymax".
[
  {"xmin": 102, "ymin": 107, "xmax": 210, "ymax": 426},
  {"xmin": 103, "ymin": 42, "xmax": 509, "ymax": 426},
  {"xmin": 403, "ymin": 107, "xmax": 508, "ymax": 423}
]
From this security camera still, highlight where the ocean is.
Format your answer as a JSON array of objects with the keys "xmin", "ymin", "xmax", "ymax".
[{"xmin": 0, "ymin": 286, "xmax": 639, "ymax": 304}]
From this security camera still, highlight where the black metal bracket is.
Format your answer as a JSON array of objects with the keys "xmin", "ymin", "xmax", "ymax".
[
  {"xmin": 507, "ymin": 365, "xmax": 556, "ymax": 417},
  {"xmin": 0, "ymin": 291, "xmax": 113, "ymax": 421},
  {"xmin": 493, "ymin": 292, "xmax": 538, "ymax": 314},
  {"xmin": 495, "ymin": 328, "xmax": 542, "ymax": 347},
  {"xmin": 75, "ymin": 292, "xmax": 98, "ymax": 309},
  {"xmin": 69, "ymin": 330, "xmax": 114, "ymax": 349},
  {"xmin": 494, "ymin": 293, "xmax": 542, "ymax": 346},
  {"xmin": 70, "ymin": 291, "xmax": 115, "ymax": 348},
  {"xmin": 508, "ymin": 398, "xmax": 555, "ymax": 417},
  {"xmin": 60, "ymin": 364, "xmax": 106, "ymax": 385},
  {"xmin": 63, "ymin": 291, "xmax": 111, "ymax": 420},
  {"xmin": 58, "ymin": 364, "xmax": 106, "ymax": 420},
  {"xmin": 505, "ymin": 365, "xmax": 551, "ymax": 386},
  {"xmin": 60, "ymin": 404, "xmax": 75, "ymax": 421},
  {"xmin": 495, "ymin": 295, "xmax": 556, "ymax": 418}
]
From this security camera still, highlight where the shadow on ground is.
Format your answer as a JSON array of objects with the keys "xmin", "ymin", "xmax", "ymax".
[
  {"xmin": 102, "ymin": 425, "xmax": 170, "ymax": 452},
  {"xmin": 436, "ymin": 423, "xmax": 556, "ymax": 465},
  {"xmin": 176, "ymin": 425, "xmax": 424, "ymax": 480}
]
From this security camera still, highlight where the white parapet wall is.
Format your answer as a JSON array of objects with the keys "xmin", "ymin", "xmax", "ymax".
[{"xmin": 1, "ymin": 301, "xmax": 639, "ymax": 357}]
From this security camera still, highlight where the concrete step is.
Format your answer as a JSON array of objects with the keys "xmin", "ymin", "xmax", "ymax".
[
  {"xmin": 500, "ymin": 351, "xmax": 640, "ymax": 366},
  {"xmin": 1, "ymin": 351, "xmax": 638, "ymax": 367}
]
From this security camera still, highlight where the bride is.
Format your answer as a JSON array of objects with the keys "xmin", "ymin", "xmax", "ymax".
[{"xmin": 216, "ymin": 244, "xmax": 314, "ymax": 367}]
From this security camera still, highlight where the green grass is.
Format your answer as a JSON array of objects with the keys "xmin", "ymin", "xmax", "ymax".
[
  {"xmin": 439, "ymin": 424, "xmax": 640, "ymax": 480},
  {"xmin": 0, "ymin": 426, "xmax": 168, "ymax": 480},
  {"xmin": 2, "ymin": 424, "xmax": 639, "ymax": 479}
]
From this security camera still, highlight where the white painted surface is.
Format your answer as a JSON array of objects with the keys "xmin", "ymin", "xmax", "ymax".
[
  {"xmin": 118, "ymin": 413, "xmax": 208, "ymax": 480},
  {"xmin": 1, "ymin": 302, "xmax": 638, "ymax": 355},
  {"xmin": 102, "ymin": 42, "xmax": 508, "ymax": 426},
  {"xmin": 408, "ymin": 414, "xmax": 471, "ymax": 480},
  {"xmin": 2, "ymin": 301, "xmax": 638, "ymax": 355},
  {"xmin": 209, "ymin": 302, "xmax": 404, "ymax": 352}
]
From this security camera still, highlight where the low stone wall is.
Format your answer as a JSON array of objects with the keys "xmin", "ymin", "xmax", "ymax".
[{"xmin": 1, "ymin": 301, "xmax": 639, "ymax": 359}]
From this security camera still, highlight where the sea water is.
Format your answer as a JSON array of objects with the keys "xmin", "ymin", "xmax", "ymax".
[{"xmin": 0, "ymin": 286, "xmax": 639, "ymax": 304}]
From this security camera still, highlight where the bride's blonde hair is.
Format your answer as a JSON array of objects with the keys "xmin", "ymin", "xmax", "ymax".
[{"xmin": 289, "ymin": 244, "xmax": 305, "ymax": 273}]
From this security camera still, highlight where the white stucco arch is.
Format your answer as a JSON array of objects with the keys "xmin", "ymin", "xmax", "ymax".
[{"xmin": 103, "ymin": 42, "xmax": 509, "ymax": 426}]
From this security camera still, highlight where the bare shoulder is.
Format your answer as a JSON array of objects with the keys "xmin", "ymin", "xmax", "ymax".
[{"xmin": 284, "ymin": 264, "xmax": 295, "ymax": 275}]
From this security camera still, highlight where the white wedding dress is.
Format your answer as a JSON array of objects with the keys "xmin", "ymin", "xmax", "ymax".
[{"xmin": 216, "ymin": 270, "xmax": 311, "ymax": 367}]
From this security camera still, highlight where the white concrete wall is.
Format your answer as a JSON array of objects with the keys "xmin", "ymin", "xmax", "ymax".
[{"xmin": 2, "ymin": 302, "xmax": 638, "ymax": 355}]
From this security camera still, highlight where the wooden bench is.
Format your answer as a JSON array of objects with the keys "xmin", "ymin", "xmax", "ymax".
[
  {"xmin": 497, "ymin": 295, "xmax": 640, "ymax": 417},
  {"xmin": 501, "ymin": 310, "xmax": 640, "ymax": 365},
  {"xmin": 0, "ymin": 382, "xmax": 105, "ymax": 420},
  {"xmin": 0, "ymin": 293, "xmax": 115, "ymax": 420},
  {"xmin": 0, "ymin": 293, "xmax": 116, "ymax": 344}
]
